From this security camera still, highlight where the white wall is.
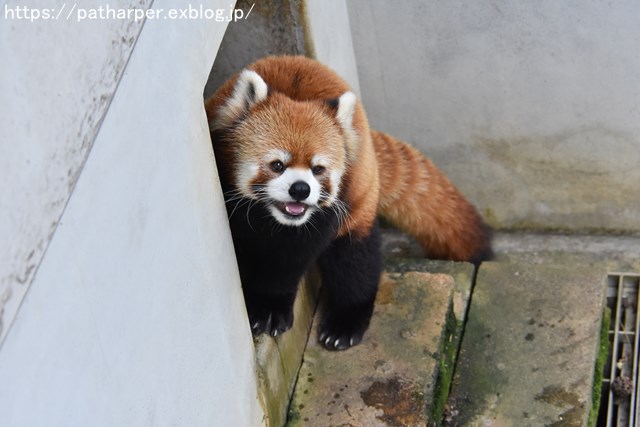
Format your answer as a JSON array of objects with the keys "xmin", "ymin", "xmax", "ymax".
[
  {"xmin": 348, "ymin": 0, "xmax": 640, "ymax": 232},
  {"xmin": 305, "ymin": 0, "xmax": 360, "ymax": 95},
  {"xmin": 0, "ymin": 0, "xmax": 151, "ymax": 346},
  {"xmin": 0, "ymin": 1, "xmax": 264, "ymax": 426}
]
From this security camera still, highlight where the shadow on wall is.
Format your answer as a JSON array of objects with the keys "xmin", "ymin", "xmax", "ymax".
[{"xmin": 204, "ymin": 0, "xmax": 311, "ymax": 98}]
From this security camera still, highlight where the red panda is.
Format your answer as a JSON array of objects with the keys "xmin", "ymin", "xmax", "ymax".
[{"xmin": 205, "ymin": 56, "xmax": 491, "ymax": 350}]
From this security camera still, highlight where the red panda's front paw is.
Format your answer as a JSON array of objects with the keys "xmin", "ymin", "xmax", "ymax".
[
  {"xmin": 249, "ymin": 308, "xmax": 294, "ymax": 338},
  {"xmin": 318, "ymin": 328, "xmax": 364, "ymax": 351},
  {"xmin": 317, "ymin": 307, "xmax": 373, "ymax": 351}
]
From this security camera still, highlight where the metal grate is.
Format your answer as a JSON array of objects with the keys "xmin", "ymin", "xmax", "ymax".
[{"xmin": 602, "ymin": 273, "xmax": 640, "ymax": 426}]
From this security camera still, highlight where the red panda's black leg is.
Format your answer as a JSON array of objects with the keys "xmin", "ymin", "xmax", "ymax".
[
  {"xmin": 226, "ymin": 197, "xmax": 340, "ymax": 339},
  {"xmin": 244, "ymin": 288, "xmax": 298, "ymax": 337},
  {"xmin": 317, "ymin": 222, "xmax": 382, "ymax": 350}
]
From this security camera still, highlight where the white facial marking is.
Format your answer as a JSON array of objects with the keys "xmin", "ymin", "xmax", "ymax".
[
  {"xmin": 264, "ymin": 149, "xmax": 291, "ymax": 164},
  {"xmin": 266, "ymin": 167, "xmax": 322, "ymax": 226},
  {"xmin": 327, "ymin": 169, "xmax": 343, "ymax": 203},
  {"xmin": 237, "ymin": 161, "xmax": 259, "ymax": 197},
  {"xmin": 311, "ymin": 154, "xmax": 342, "ymax": 204},
  {"xmin": 268, "ymin": 168, "xmax": 321, "ymax": 205},
  {"xmin": 311, "ymin": 154, "xmax": 330, "ymax": 167}
]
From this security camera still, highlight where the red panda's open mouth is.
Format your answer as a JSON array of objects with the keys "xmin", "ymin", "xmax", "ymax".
[{"xmin": 274, "ymin": 202, "xmax": 308, "ymax": 218}]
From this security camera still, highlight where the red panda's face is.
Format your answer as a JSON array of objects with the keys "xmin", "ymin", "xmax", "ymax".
[
  {"xmin": 212, "ymin": 70, "xmax": 358, "ymax": 227},
  {"xmin": 232, "ymin": 99, "xmax": 346, "ymax": 226}
]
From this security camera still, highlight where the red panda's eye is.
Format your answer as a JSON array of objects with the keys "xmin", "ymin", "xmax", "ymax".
[
  {"xmin": 270, "ymin": 160, "xmax": 285, "ymax": 173},
  {"xmin": 312, "ymin": 165, "xmax": 326, "ymax": 175}
]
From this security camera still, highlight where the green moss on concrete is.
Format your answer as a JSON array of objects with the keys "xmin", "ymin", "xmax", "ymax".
[
  {"xmin": 482, "ymin": 208, "xmax": 499, "ymax": 228},
  {"xmin": 499, "ymin": 222, "xmax": 638, "ymax": 236},
  {"xmin": 588, "ymin": 307, "xmax": 611, "ymax": 427},
  {"xmin": 286, "ymin": 403, "xmax": 301, "ymax": 425},
  {"xmin": 430, "ymin": 307, "xmax": 462, "ymax": 424},
  {"xmin": 447, "ymin": 316, "xmax": 509, "ymax": 425}
]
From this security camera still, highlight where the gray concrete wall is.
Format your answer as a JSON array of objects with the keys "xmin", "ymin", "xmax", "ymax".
[
  {"xmin": 204, "ymin": 0, "xmax": 309, "ymax": 98},
  {"xmin": 348, "ymin": 1, "xmax": 640, "ymax": 233},
  {"xmin": 205, "ymin": 0, "xmax": 360, "ymax": 98}
]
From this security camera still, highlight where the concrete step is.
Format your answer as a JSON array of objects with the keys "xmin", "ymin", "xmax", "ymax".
[
  {"xmin": 446, "ymin": 250, "xmax": 640, "ymax": 427},
  {"xmin": 275, "ymin": 232, "xmax": 640, "ymax": 426},
  {"xmin": 286, "ymin": 261, "xmax": 475, "ymax": 426}
]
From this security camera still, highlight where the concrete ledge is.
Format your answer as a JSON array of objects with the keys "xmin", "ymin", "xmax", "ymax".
[
  {"xmin": 384, "ymin": 259, "xmax": 476, "ymax": 420},
  {"xmin": 287, "ymin": 271, "xmax": 455, "ymax": 426},
  {"xmin": 447, "ymin": 252, "xmax": 617, "ymax": 426},
  {"xmin": 385, "ymin": 258, "xmax": 476, "ymax": 324}
]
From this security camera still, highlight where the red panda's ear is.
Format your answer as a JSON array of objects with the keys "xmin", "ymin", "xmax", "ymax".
[
  {"xmin": 335, "ymin": 92, "xmax": 356, "ymax": 130},
  {"xmin": 327, "ymin": 92, "xmax": 359, "ymax": 164},
  {"xmin": 212, "ymin": 70, "xmax": 269, "ymax": 130}
]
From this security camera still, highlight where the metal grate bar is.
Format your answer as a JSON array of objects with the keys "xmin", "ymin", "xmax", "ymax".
[
  {"xmin": 605, "ymin": 273, "xmax": 640, "ymax": 427},
  {"xmin": 631, "ymin": 274, "xmax": 640, "ymax": 426},
  {"xmin": 606, "ymin": 274, "xmax": 626, "ymax": 426}
]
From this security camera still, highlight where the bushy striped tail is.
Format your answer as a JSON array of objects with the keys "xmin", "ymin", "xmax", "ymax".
[{"xmin": 372, "ymin": 130, "xmax": 492, "ymax": 263}]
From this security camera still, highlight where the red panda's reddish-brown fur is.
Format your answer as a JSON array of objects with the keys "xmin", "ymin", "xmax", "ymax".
[
  {"xmin": 372, "ymin": 130, "xmax": 492, "ymax": 262},
  {"xmin": 205, "ymin": 55, "xmax": 491, "ymax": 263},
  {"xmin": 206, "ymin": 57, "xmax": 378, "ymax": 239}
]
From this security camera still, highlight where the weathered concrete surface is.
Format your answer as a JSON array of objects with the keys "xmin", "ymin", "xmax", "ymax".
[
  {"xmin": 204, "ymin": 0, "xmax": 308, "ymax": 98},
  {"xmin": 204, "ymin": 0, "xmax": 360, "ymax": 98},
  {"xmin": 380, "ymin": 226, "xmax": 427, "ymax": 259},
  {"xmin": 385, "ymin": 258, "xmax": 475, "ymax": 326},
  {"xmin": 0, "ymin": 4, "xmax": 265, "ymax": 424},
  {"xmin": 446, "ymin": 252, "xmax": 636, "ymax": 426},
  {"xmin": 287, "ymin": 272, "xmax": 455, "ymax": 427},
  {"xmin": 255, "ymin": 273, "xmax": 320, "ymax": 427},
  {"xmin": 348, "ymin": 1, "xmax": 640, "ymax": 234},
  {"xmin": 204, "ymin": 0, "xmax": 361, "ymax": 98},
  {"xmin": 381, "ymin": 226, "xmax": 476, "ymax": 323},
  {"xmin": 303, "ymin": 0, "xmax": 361, "ymax": 95},
  {"xmin": 492, "ymin": 232, "xmax": 640, "ymax": 259},
  {"xmin": 0, "ymin": 0, "xmax": 150, "ymax": 347}
]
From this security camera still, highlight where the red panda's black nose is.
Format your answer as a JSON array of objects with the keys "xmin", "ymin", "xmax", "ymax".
[{"xmin": 289, "ymin": 181, "xmax": 311, "ymax": 201}]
